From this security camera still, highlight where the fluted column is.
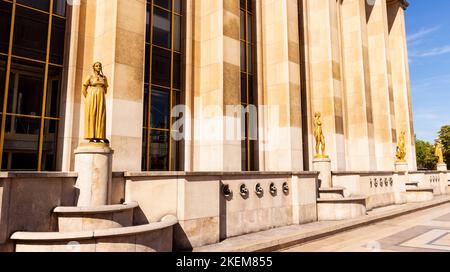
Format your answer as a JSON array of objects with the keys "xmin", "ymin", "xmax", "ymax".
[
  {"xmin": 257, "ymin": 0, "xmax": 304, "ymax": 171},
  {"xmin": 387, "ymin": 0, "xmax": 416, "ymax": 170},
  {"xmin": 303, "ymin": 0, "xmax": 346, "ymax": 171},
  {"xmin": 339, "ymin": 0, "xmax": 375, "ymax": 171},
  {"xmin": 366, "ymin": 0, "xmax": 395, "ymax": 170}
]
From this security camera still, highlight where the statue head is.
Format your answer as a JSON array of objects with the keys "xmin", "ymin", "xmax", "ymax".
[
  {"xmin": 93, "ymin": 62, "xmax": 104, "ymax": 76},
  {"xmin": 315, "ymin": 112, "xmax": 321, "ymax": 118}
]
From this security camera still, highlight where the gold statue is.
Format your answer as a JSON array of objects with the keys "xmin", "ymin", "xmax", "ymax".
[
  {"xmin": 435, "ymin": 139, "xmax": 445, "ymax": 165},
  {"xmin": 313, "ymin": 112, "xmax": 328, "ymax": 159},
  {"xmin": 396, "ymin": 131, "xmax": 407, "ymax": 162},
  {"xmin": 82, "ymin": 62, "xmax": 109, "ymax": 144}
]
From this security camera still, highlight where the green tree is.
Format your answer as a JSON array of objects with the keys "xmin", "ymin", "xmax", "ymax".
[
  {"xmin": 415, "ymin": 136, "xmax": 437, "ymax": 170},
  {"xmin": 438, "ymin": 125, "xmax": 450, "ymax": 164}
]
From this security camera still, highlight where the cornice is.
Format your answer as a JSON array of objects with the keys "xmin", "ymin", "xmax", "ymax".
[{"xmin": 386, "ymin": 0, "xmax": 410, "ymax": 10}]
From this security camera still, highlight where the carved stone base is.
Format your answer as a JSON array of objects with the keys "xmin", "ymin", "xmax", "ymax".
[
  {"xmin": 437, "ymin": 163, "xmax": 447, "ymax": 172},
  {"xmin": 395, "ymin": 161, "xmax": 408, "ymax": 172},
  {"xmin": 313, "ymin": 158, "xmax": 332, "ymax": 188},
  {"xmin": 74, "ymin": 144, "xmax": 114, "ymax": 207}
]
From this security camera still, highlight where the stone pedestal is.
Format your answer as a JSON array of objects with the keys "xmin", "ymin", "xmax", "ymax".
[
  {"xmin": 74, "ymin": 144, "xmax": 114, "ymax": 207},
  {"xmin": 437, "ymin": 164, "xmax": 447, "ymax": 172},
  {"xmin": 313, "ymin": 158, "xmax": 332, "ymax": 188},
  {"xmin": 395, "ymin": 162, "xmax": 408, "ymax": 172}
]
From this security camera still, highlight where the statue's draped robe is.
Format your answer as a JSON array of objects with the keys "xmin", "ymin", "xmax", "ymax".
[{"xmin": 83, "ymin": 75, "xmax": 108, "ymax": 140}]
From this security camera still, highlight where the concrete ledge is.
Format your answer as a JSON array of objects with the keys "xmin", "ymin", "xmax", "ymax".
[
  {"xmin": 332, "ymin": 171, "xmax": 395, "ymax": 176},
  {"xmin": 405, "ymin": 188, "xmax": 434, "ymax": 203},
  {"xmin": 124, "ymin": 171, "xmax": 319, "ymax": 178},
  {"xmin": 317, "ymin": 196, "xmax": 366, "ymax": 203},
  {"xmin": 0, "ymin": 172, "xmax": 78, "ymax": 178},
  {"xmin": 319, "ymin": 187, "xmax": 345, "ymax": 192},
  {"xmin": 406, "ymin": 188, "xmax": 434, "ymax": 192},
  {"xmin": 194, "ymin": 196, "xmax": 450, "ymax": 252},
  {"xmin": 53, "ymin": 202, "xmax": 139, "ymax": 214},
  {"xmin": 10, "ymin": 215, "xmax": 178, "ymax": 242}
]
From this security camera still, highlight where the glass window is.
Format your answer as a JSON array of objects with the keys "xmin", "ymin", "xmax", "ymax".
[
  {"xmin": 0, "ymin": 2, "xmax": 67, "ymax": 171},
  {"xmin": 146, "ymin": 7, "xmax": 151, "ymax": 43},
  {"xmin": 240, "ymin": 0, "xmax": 258, "ymax": 171},
  {"xmin": 151, "ymin": 47, "xmax": 171, "ymax": 87},
  {"xmin": 53, "ymin": 0, "xmax": 66, "ymax": 17},
  {"xmin": 173, "ymin": 52, "xmax": 181, "ymax": 89},
  {"xmin": 50, "ymin": 17, "xmax": 66, "ymax": 64},
  {"xmin": 153, "ymin": 7, "xmax": 171, "ymax": 49},
  {"xmin": 154, "ymin": 0, "xmax": 171, "ymax": 10},
  {"xmin": 4, "ymin": 115, "xmax": 40, "ymax": 171},
  {"xmin": 7, "ymin": 60, "xmax": 45, "ymax": 117},
  {"xmin": 150, "ymin": 130, "xmax": 169, "ymax": 170},
  {"xmin": 0, "ymin": 56, "xmax": 6, "ymax": 112},
  {"xmin": 13, "ymin": 6, "xmax": 49, "ymax": 61},
  {"xmin": 143, "ymin": 0, "xmax": 184, "ymax": 171},
  {"xmin": 45, "ymin": 66, "xmax": 62, "ymax": 118},
  {"xmin": 144, "ymin": 44, "xmax": 150, "ymax": 83},
  {"xmin": 41, "ymin": 119, "xmax": 58, "ymax": 171},
  {"xmin": 143, "ymin": 85, "xmax": 149, "ymax": 128},
  {"xmin": 174, "ymin": 15, "xmax": 181, "ymax": 51},
  {"xmin": 17, "ymin": 0, "xmax": 50, "ymax": 12},
  {"xmin": 174, "ymin": 0, "xmax": 182, "ymax": 14},
  {"xmin": 0, "ymin": 2, "xmax": 12, "ymax": 54},
  {"xmin": 151, "ymin": 88, "xmax": 170, "ymax": 129}
]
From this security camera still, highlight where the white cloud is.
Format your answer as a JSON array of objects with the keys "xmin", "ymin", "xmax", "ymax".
[
  {"xmin": 407, "ymin": 26, "xmax": 440, "ymax": 43},
  {"xmin": 410, "ymin": 45, "xmax": 450, "ymax": 57}
]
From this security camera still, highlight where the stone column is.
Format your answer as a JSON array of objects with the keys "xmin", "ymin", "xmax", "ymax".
[
  {"xmin": 61, "ymin": 0, "xmax": 146, "ymax": 172},
  {"xmin": 74, "ymin": 144, "xmax": 113, "ymax": 206},
  {"xmin": 188, "ymin": 0, "xmax": 241, "ymax": 171},
  {"xmin": 339, "ymin": 0, "xmax": 375, "ymax": 171},
  {"xmin": 387, "ymin": 0, "xmax": 416, "ymax": 170},
  {"xmin": 223, "ymin": 0, "xmax": 243, "ymax": 171},
  {"xmin": 366, "ymin": 0, "xmax": 395, "ymax": 170},
  {"xmin": 303, "ymin": 0, "xmax": 346, "ymax": 171},
  {"xmin": 257, "ymin": 0, "xmax": 304, "ymax": 171}
]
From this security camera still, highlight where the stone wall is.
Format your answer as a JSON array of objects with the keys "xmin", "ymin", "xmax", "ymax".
[
  {"xmin": 124, "ymin": 171, "xmax": 318, "ymax": 250},
  {"xmin": 0, "ymin": 173, "xmax": 78, "ymax": 246}
]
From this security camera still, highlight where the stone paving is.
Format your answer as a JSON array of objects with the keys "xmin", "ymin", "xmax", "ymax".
[
  {"xmin": 195, "ymin": 196, "xmax": 450, "ymax": 252},
  {"xmin": 284, "ymin": 202, "xmax": 450, "ymax": 252}
]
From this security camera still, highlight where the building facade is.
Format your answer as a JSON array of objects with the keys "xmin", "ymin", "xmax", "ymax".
[{"xmin": 0, "ymin": 0, "xmax": 416, "ymax": 173}]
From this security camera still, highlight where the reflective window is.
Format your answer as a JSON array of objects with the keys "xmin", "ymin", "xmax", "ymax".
[
  {"xmin": 143, "ymin": 0, "xmax": 184, "ymax": 171},
  {"xmin": 0, "ymin": 2, "xmax": 67, "ymax": 171},
  {"xmin": 240, "ymin": 0, "xmax": 258, "ymax": 171}
]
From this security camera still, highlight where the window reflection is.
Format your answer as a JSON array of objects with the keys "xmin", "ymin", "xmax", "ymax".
[
  {"xmin": 143, "ymin": 0, "xmax": 184, "ymax": 171},
  {"xmin": 0, "ymin": 2, "xmax": 66, "ymax": 171}
]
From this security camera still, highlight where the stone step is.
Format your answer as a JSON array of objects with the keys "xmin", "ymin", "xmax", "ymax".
[
  {"xmin": 317, "ymin": 196, "xmax": 367, "ymax": 221},
  {"xmin": 53, "ymin": 202, "xmax": 139, "ymax": 232},
  {"xmin": 405, "ymin": 187, "xmax": 434, "ymax": 203},
  {"xmin": 318, "ymin": 187, "xmax": 345, "ymax": 199},
  {"xmin": 11, "ymin": 215, "xmax": 177, "ymax": 252}
]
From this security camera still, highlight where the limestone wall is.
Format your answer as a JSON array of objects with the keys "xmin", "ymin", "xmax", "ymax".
[
  {"xmin": 333, "ymin": 171, "xmax": 402, "ymax": 210},
  {"xmin": 0, "ymin": 173, "xmax": 77, "ymax": 245},
  {"xmin": 124, "ymin": 171, "xmax": 318, "ymax": 250}
]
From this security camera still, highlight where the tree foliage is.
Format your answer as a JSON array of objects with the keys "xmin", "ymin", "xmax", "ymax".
[
  {"xmin": 438, "ymin": 125, "xmax": 450, "ymax": 165},
  {"xmin": 415, "ymin": 136, "xmax": 437, "ymax": 170}
]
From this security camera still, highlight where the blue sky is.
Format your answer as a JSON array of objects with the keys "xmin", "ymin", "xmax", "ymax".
[{"xmin": 405, "ymin": 0, "xmax": 450, "ymax": 143}]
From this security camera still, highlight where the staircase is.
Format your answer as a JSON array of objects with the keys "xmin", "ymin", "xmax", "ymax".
[
  {"xmin": 405, "ymin": 181, "xmax": 434, "ymax": 203},
  {"xmin": 317, "ymin": 187, "xmax": 367, "ymax": 221},
  {"xmin": 10, "ymin": 202, "xmax": 177, "ymax": 252}
]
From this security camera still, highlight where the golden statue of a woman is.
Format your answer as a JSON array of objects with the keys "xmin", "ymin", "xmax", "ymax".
[
  {"xmin": 314, "ymin": 112, "xmax": 328, "ymax": 158},
  {"xmin": 396, "ymin": 131, "xmax": 407, "ymax": 162},
  {"xmin": 435, "ymin": 139, "xmax": 444, "ymax": 165},
  {"xmin": 82, "ymin": 62, "xmax": 109, "ymax": 144}
]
